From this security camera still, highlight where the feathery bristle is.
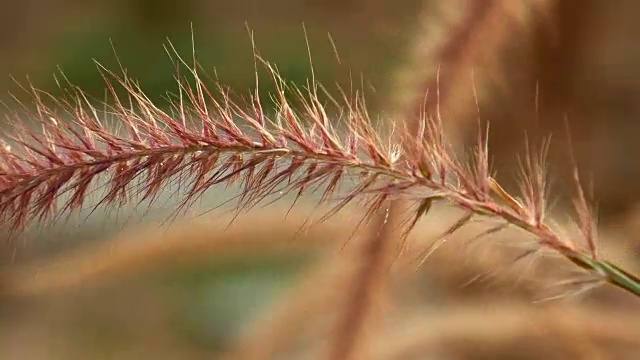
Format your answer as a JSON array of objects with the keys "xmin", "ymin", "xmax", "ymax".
[{"xmin": 0, "ymin": 47, "xmax": 637, "ymax": 297}]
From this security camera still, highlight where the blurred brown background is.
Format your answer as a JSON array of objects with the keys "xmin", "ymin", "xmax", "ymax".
[{"xmin": 2, "ymin": 1, "xmax": 640, "ymax": 359}]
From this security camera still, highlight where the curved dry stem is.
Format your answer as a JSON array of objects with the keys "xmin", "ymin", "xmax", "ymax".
[
  {"xmin": 5, "ymin": 205, "xmax": 638, "ymax": 301},
  {"xmin": 387, "ymin": 0, "xmax": 556, "ymax": 138},
  {"xmin": 3, "ymin": 206, "xmax": 639, "ymax": 359},
  {"xmin": 373, "ymin": 302, "xmax": 640, "ymax": 360},
  {"xmin": 0, "ymin": 207, "xmax": 355, "ymax": 297},
  {"xmin": 327, "ymin": 2, "xmax": 561, "ymax": 357},
  {"xmin": 328, "ymin": 203, "xmax": 399, "ymax": 360}
]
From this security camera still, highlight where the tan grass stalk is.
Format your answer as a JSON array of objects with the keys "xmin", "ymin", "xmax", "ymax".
[
  {"xmin": 327, "ymin": 2, "xmax": 524, "ymax": 357},
  {"xmin": 0, "ymin": 207, "xmax": 353, "ymax": 297},
  {"xmin": 374, "ymin": 302, "xmax": 640, "ymax": 359},
  {"xmin": 3, "ymin": 205, "xmax": 639, "ymax": 358},
  {"xmin": 386, "ymin": 0, "xmax": 555, "ymax": 138},
  {"xmin": 5, "ymin": 204, "xmax": 638, "ymax": 302},
  {"xmin": 327, "ymin": 202, "xmax": 399, "ymax": 360},
  {"xmin": 327, "ymin": 2, "xmax": 561, "ymax": 358}
]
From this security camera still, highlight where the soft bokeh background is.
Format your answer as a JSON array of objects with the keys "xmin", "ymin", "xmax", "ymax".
[
  {"xmin": 0, "ymin": 1, "xmax": 422, "ymax": 358},
  {"xmin": 2, "ymin": 1, "xmax": 640, "ymax": 359}
]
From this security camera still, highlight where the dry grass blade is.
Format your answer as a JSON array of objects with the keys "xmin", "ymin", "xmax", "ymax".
[
  {"xmin": 0, "ymin": 206, "xmax": 351, "ymax": 297},
  {"xmin": 373, "ymin": 301, "xmax": 640, "ymax": 360},
  {"xmin": 328, "ymin": 202, "xmax": 397, "ymax": 360}
]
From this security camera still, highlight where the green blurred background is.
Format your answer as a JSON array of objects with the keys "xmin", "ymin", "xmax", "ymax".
[{"xmin": 0, "ymin": 0, "xmax": 422, "ymax": 109}]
